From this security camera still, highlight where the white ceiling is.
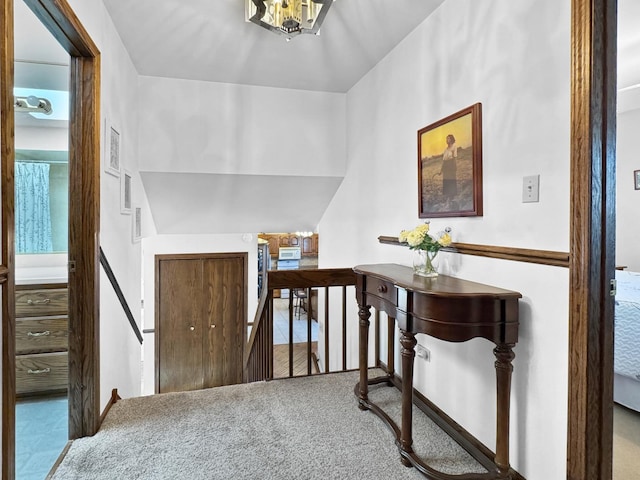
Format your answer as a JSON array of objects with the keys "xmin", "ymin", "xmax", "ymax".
[{"xmin": 102, "ymin": 0, "xmax": 446, "ymax": 93}]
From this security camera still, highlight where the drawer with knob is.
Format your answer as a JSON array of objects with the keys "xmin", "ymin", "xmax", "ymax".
[
  {"xmin": 15, "ymin": 352, "xmax": 68, "ymax": 396},
  {"xmin": 16, "ymin": 283, "xmax": 68, "ymax": 396},
  {"xmin": 16, "ymin": 315, "xmax": 68, "ymax": 355},
  {"xmin": 16, "ymin": 285, "xmax": 68, "ymax": 317},
  {"xmin": 365, "ymin": 277, "xmax": 397, "ymax": 306}
]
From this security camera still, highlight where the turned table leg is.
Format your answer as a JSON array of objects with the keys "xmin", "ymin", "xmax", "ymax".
[
  {"xmin": 387, "ymin": 316, "xmax": 396, "ymax": 383},
  {"xmin": 494, "ymin": 343, "xmax": 515, "ymax": 477},
  {"xmin": 358, "ymin": 304, "xmax": 372, "ymax": 410},
  {"xmin": 400, "ymin": 330, "xmax": 417, "ymax": 466}
]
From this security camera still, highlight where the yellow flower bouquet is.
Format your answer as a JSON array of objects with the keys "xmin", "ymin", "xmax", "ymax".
[{"xmin": 398, "ymin": 221, "xmax": 452, "ymax": 277}]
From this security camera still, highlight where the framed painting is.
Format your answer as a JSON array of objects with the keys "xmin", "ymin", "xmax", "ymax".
[
  {"xmin": 635, "ymin": 169, "xmax": 640, "ymax": 190},
  {"xmin": 104, "ymin": 117, "xmax": 121, "ymax": 177},
  {"xmin": 120, "ymin": 169, "xmax": 132, "ymax": 214},
  {"xmin": 132, "ymin": 205, "xmax": 142, "ymax": 243},
  {"xmin": 417, "ymin": 103, "xmax": 483, "ymax": 218}
]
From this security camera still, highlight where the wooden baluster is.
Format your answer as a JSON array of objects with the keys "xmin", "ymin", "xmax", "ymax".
[
  {"xmin": 342, "ymin": 286, "xmax": 347, "ymax": 370},
  {"xmin": 324, "ymin": 286, "xmax": 330, "ymax": 373},
  {"xmin": 387, "ymin": 315, "xmax": 395, "ymax": 382}
]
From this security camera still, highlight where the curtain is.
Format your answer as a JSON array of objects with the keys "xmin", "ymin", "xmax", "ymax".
[{"xmin": 15, "ymin": 161, "xmax": 53, "ymax": 253}]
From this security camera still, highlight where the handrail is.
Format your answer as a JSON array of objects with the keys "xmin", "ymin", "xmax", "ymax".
[
  {"xmin": 245, "ymin": 267, "xmax": 357, "ymax": 383},
  {"xmin": 99, "ymin": 247, "xmax": 143, "ymax": 344}
]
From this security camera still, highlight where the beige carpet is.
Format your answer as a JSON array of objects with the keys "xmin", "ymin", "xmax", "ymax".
[
  {"xmin": 613, "ymin": 403, "xmax": 640, "ymax": 479},
  {"xmin": 51, "ymin": 370, "xmax": 486, "ymax": 479}
]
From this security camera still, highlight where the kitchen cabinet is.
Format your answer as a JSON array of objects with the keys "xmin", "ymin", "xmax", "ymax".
[
  {"xmin": 259, "ymin": 233, "xmax": 319, "ymax": 258},
  {"xmin": 155, "ymin": 253, "xmax": 247, "ymax": 393},
  {"xmin": 15, "ymin": 283, "xmax": 69, "ymax": 396},
  {"xmin": 302, "ymin": 234, "xmax": 319, "ymax": 256}
]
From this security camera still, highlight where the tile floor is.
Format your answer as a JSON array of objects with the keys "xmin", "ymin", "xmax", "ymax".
[
  {"xmin": 16, "ymin": 395, "xmax": 68, "ymax": 480},
  {"xmin": 272, "ymin": 297, "xmax": 318, "ymax": 345}
]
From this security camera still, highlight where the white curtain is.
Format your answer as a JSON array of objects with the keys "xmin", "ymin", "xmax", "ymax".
[{"xmin": 15, "ymin": 161, "xmax": 53, "ymax": 253}]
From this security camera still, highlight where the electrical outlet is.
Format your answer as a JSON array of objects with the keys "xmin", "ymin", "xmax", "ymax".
[
  {"xmin": 416, "ymin": 344, "xmax": 430, "ymax": 362},
  {"xmin": 522, "ymin": 175, "xmax": 540, "ymax": 203}
]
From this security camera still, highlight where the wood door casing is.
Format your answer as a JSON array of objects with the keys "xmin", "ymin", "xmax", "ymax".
[{"xmin": 155, "ymin": 253, "xmax": 247, "ymax": 394}]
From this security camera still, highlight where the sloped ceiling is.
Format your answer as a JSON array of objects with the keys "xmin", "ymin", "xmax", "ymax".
[
  {"xmin": 101, "ymin": 0, "xmax": 446, "ymax": 234},
  {"xmin": 103, "ymin": 0, "xmax": 446, "ymax": 93},
  {"xmin": 141, "ymin": 172, "xmax": 343, "ymax": 234}
]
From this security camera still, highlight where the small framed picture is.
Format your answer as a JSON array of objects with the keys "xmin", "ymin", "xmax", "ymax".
[
  {"xmin": 132, "ymin": 205, "xmax": 142, "ymax": 243},
  {"xmin": 635, "ymin": 170, "xmax": 640, "ymax": 190},
  {"xmin": 120, "ymin": 169, "xmax": 132, "ymax": 214},
  {"xmin": 104, "ymin": 117, "xmax": 121, "ymax": 177}
]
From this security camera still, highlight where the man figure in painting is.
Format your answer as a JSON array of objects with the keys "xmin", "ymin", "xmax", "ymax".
[{"xmin": 440, "ymin": 134, "xmax": 458, "ymax": 196}]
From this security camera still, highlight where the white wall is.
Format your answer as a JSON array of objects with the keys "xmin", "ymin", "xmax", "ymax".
[
  {"xmin": 616, "ymin": 107, "xmax": 640, "ymax": 272},
  {"xmin": 140, "ymin": 234, "xmax": 259, "ymax": 395},
  {"xmin": 136, "ymin": 76, "xmax": 346, "ymax": 177},
  {"xmin": 67, "ymin": 0, "xmax": 144, "ymax": 408},
  {"xmin": 319, "ymin": 1, "xmax": 570, "ymax": 479}
]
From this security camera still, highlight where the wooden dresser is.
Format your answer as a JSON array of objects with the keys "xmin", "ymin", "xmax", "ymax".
[{"xmin": 15, "ymin": 283, "xmax": 69, "ymax": 396}]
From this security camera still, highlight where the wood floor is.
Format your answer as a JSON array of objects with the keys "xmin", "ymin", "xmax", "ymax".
[{"xmin": 273, "ymin": 342, "xmax": 320, "ymax": 378}]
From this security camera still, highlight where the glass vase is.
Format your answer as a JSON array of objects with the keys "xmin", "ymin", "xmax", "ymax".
[{"xmin": 413, "ymin": 249, "xmax": 438, "ymax": 277}]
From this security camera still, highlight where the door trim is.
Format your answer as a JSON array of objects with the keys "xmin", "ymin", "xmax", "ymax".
[
  {"xmin": 568, "ymin": 0, "xmax": 616, "ymax": 479},
  {"xmin": 1, "ymin": 0, "xmax": 100, "ymax": 477}
]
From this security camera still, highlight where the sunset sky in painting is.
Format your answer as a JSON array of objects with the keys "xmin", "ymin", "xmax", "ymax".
[{"xmin": 420, "ymin": 113, "xmax": 473, "ymax": 159}]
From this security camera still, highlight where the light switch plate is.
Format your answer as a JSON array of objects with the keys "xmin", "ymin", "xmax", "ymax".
[{"xmin": 523, "ymin": 175, "xmax": 540, "ymax": 203}]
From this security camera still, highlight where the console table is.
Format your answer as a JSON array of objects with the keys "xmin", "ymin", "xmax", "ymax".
[{"xmin": 354, "ymin": 264, "xmax": 521, "ymax": 480}]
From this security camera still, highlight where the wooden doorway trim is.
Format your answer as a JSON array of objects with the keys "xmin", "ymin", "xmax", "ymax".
[
  {"xmin": 1, "ymin": 0, "xmax": 100, "ymax": 477},
  {"xmin": 1, "ymin": 1, "xmax": 17, "ymax": 478},
  {"xmin": 569, "ymin": 0, "xmax": 617, "ymax": 479}
]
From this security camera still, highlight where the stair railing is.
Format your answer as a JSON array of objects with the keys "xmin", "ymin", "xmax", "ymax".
[
  {"xmin": 244, "ymin": 267, "xmax": 357, "ymax": 383},
  {"xmin": 99, "ymin": 247, "xmax": 143, "ymax": 344}
]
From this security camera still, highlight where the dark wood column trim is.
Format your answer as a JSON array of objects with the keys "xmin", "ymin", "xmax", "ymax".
[
  {"xmin": 378, "ymin": 236, "xmax": 570, "ymax": 268},
  {"xmin": 66, "ymin": 53, "xmax": 101, "ymax": 439},
  {"xmin": 1, "ymin": 0, "xmax": 16, "ymax": 476},
  {"xmin": 568, "ymin": 0, "xmax": 616, "ymax": 479}
]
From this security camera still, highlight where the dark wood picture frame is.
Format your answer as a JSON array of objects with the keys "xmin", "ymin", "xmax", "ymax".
[
  {"xmin": 418, "ymin": 103, "xmax": 483, "ymax": 218},
  {"xmin": 635, "ymin": 169, "xmax": 640, "ymax": 190}
]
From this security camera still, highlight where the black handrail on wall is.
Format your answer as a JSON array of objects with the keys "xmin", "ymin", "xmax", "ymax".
[{"xmin": 99, "ymin": 247, "xmax": 143, "ymax": 344}]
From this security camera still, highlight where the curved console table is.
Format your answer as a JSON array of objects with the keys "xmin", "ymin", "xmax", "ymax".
[{"xmin": 353, "ymin": 264, "xmax": 521, "ymax": 480}]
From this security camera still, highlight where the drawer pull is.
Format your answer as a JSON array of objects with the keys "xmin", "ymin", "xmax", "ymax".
[
  {"xmin": 377, "ymin": 285, "xmax": 387, "ymax": 294},
  {"xmin": 27, "ymin": 368, "xmax": 51, "ymax": 375},
  {"xmin": 27, "ymin": 331, "xmax": 51, "ymax": 337},
  {"xmin": 27, "ymin": 298, "xmax": 51, "ymax": 305}
]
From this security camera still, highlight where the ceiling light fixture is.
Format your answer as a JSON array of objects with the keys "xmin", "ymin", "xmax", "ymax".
[
  {"xmin": 14, "ymin": 95, "xmax": 53, "ymax": 115},
  {"xmin": 245, "ymin": 0, "xmax": 333, "ymax": 40}
]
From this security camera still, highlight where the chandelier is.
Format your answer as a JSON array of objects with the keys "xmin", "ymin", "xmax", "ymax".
[{"xmin": 245, "ymin": 0, "xmax": 333, "ymax": 39}]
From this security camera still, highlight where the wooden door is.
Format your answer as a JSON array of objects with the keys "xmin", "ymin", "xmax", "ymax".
[
  {"xmin": 156, "ymin": 258, "xmax": 204, "ymax": 393},
  {"xmin": 203, "ymin": 256, "xmax": 245, "ymax": 387},
  {"xmin": 156, "ymin": 253, "xmax": 247, "ymax": 394}
]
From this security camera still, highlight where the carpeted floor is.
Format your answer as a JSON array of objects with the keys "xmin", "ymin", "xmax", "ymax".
[
  {"xmin": 613, "ymin": 403, "xmax": 640, "ymax": 479},
  {"xmin": 50, "ymin": 370, "xmax": 485, "ymax": 480}
]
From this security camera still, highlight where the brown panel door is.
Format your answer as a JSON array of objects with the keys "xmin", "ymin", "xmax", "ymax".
[
  {"xmin": 203, "ymin": 255, "xmax": 246, "ymax": 388},
  {"xmin": 157, "ymin": 258, "xmax": 204, "ymax": 393},
  {"xmin": 156, "ymin": 253, "xmax": 247, "ymax": 393}
]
